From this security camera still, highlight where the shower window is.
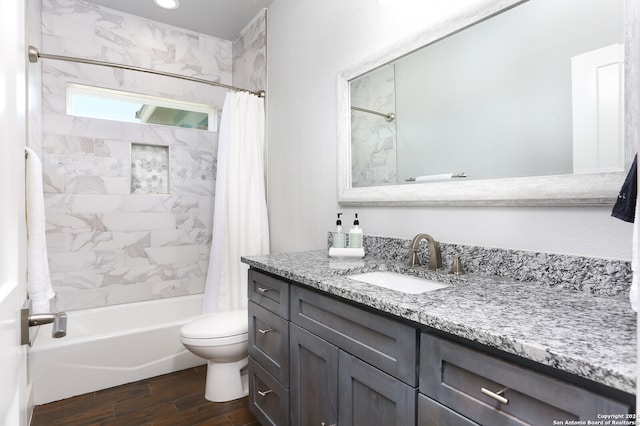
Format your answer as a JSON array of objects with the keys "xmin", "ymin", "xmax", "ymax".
[{"xmin": 66, "ymin": 83, "xmax": 218, "ymax": 131}]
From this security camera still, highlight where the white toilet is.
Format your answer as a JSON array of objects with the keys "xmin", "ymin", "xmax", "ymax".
[{"xmin": 180, "ymin": 309, "xmax": 249, "ymax": 402}]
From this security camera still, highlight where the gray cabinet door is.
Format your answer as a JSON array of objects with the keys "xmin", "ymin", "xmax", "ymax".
[
  {"xmin": 338, "ymin": 351, "xmax": 417, "ymax": 426},
  {"xmin": 290, "ymin": 323, "xmax": 339, "ymax": 426}
]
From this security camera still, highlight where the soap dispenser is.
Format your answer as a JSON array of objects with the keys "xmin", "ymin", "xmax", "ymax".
[
  {"xmin": 348, "ymin": 213, "xmax": 363, "ymax": 248},
  {"xmin": 332, "ymin": 213, "xmax": 345, "ymax": 248}
]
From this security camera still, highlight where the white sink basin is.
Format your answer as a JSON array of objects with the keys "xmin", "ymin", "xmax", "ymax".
[{"xmin": 347, "ymin": 271, "xmax": 449, "ymax": 294}]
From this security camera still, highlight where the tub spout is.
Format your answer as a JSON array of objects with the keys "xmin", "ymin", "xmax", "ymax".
[{"xmin": 29, "ymin": 312, "xmax": 67, "ymax": 338}]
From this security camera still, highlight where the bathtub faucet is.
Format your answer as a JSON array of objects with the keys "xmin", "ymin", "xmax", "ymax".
[
  {"xmin": 28, "ymin": 312, "xmax": 67, "ymax": 338},
  {"xmin": 21, "ymin": 300, "xmax": 68, "ymax": 345}
]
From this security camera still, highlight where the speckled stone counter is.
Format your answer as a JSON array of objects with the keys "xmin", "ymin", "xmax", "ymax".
[{"xmin": 242, "ymin": 249, "xmax": 637, "ymax": 395}]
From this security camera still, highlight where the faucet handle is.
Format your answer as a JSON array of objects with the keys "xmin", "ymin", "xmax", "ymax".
[{"xmin": 449, "ymin": 256, "xmax": 465, "ymax": 275}]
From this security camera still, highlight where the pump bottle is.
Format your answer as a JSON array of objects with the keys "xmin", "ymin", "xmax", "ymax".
[
  {"xmin": 348, "ymin": 213, "xmax": 363, "ymax": 248},
  {"xmin": 332, "ymin": 213, "xmax": 345, "ymax": 248}
]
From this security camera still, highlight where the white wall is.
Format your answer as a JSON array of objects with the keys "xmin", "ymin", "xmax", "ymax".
[{"xmin": 266, "ymin": 0, "xmax": 634, "ymax": 260}]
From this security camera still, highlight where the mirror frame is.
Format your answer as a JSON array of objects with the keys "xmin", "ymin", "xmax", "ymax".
[{"xmin": 337, "ymin": 0, "xmax": 635, "ymax": 206}]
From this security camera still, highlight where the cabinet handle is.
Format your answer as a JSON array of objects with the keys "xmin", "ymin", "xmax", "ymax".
[
  {"xmin": 481, "ymin": 387, "xmax": 509, "ymax": 405},
  {"xmin": 257, "ymin": 286, "xmax": 271, "ymax": 293},
  {"xmin": 257, "ymin": 389, "xmax": 272, "ymax": 397},
  {"xmin": 258, "ymin": 328, "xmax": 273, "ymax": 334}
]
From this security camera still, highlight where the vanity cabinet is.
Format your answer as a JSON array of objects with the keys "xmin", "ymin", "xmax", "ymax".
[
  {"xmin": 289, "ymin": 286, "xmax": 417, "ymax": 426},
  {"xmin": 419, "ymin": 333, "xmax": 633, "ymax": 425},
  {"xmin": 290, "ymin": 323, "xmax": 418, "ymax": 426},
  {"xmin": 248, "ymin": 269, "xmax": 418, "ymax": 426},
  {"xmin": 247, "ymin": 268, "xmax": 633, "ymax": 426}
]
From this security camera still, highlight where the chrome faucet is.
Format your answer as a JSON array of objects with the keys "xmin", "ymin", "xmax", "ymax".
[
  {"xmin": 29, "ymin": 312, "xmax": 67, "ymax": 338},
  {"xmin": 20, "ymin": 300, "xmax": 67, "ymax": 345},
  {"xmin": 408, "ymin": 233, "xmax": 443, "ymax": 270}
]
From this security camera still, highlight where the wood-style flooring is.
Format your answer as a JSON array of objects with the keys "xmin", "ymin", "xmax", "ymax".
[{"xmin": 31, "ymin": 365, "xmax": 259, "ymax": 426}]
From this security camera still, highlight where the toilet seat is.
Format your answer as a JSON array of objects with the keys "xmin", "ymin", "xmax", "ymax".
[
  {"xmin": 181, "ymin": 333, "xmax": 247, "ymax": 347},
  {"xmin": 180, "ymin": 310, "xmax": 248, "ymax": 347}
]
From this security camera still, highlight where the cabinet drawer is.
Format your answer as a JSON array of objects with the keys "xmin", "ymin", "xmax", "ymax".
[
  {"xmin": 291, "ymin": 285, "xmax": 418, "ymax": 386},
  {"xmin": 248, "ymin": 269, "xmax": 289, "ymax": 319},
  {"xmin": 420, "ymin": 333, "xmax": 632, "ymax": 425},
  {"xmin": 419, "ymin": 394, "xmax": 479, "ymax": 426},
  {"xmin": 249, "ymin": 301, "xmax": 289, "ymax": 386},
  {"xmin": 249, "ymin": 357, "xmax": 289, "ymax": 426}
]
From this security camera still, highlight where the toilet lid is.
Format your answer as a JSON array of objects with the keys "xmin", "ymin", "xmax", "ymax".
[{"xmin": 181, "ymin": 310, "xmax": 248, "ymax": 339}]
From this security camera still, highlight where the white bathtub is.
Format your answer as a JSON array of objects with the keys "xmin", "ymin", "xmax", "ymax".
[{"xmin": 29, "ymin": 294, "xmax": 206, "ymax": 405}]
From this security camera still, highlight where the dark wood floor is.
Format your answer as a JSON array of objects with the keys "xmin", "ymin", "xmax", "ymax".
[{"xmin": 31, "ymin": 365, "xmax": 259, "ymax": 426}]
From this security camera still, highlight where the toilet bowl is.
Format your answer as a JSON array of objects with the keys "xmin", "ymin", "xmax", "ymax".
[{"xmin": 180, "ymin": 309, "xmax": 249, "ymax": 402}]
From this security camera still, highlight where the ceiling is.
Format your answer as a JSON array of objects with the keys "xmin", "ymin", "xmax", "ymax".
[{"xmin": 83, "ymin": 0, "xmax": 273, "ymax": 40}]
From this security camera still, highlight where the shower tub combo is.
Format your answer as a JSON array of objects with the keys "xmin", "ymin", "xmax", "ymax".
[{"xmin": 29, "ymin": 294, "xmax": 205, "ymax": 405}]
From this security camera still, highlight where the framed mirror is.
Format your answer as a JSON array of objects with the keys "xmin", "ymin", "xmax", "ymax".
[{"xmin": 337, "ymin": 0, "xmax": 633, "ymax": 206}]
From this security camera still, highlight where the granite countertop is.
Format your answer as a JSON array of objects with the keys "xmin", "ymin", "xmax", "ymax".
[{"xmin": 242, "ymin": 249, "xmax": 637, "ymax": 395}]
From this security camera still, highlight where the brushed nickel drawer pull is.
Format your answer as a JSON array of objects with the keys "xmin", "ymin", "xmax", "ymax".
[
  {"xmin": 258, "ymin": 328, "xmax": 273, "ymax": 334},
  {"xmin": 481, "ymin": 387, "xmax": 509, "ymax": 405},
  {"xmin": 257, "ymin": 389, "xmax": 272, "ymax": 397},
  {"xmin": 257, "ymin": 286, "xmax": 272, "ymax": 293}
]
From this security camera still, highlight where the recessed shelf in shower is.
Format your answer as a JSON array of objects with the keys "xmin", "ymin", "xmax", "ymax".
[{"xmin": 130, "ymin": 143, "xmax": 170, "ymax": 195}]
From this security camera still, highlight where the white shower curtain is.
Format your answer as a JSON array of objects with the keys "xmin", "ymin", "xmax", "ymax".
[{"xmin": 202, "ymin": 91, "xmax": 270, "ymax": 313}]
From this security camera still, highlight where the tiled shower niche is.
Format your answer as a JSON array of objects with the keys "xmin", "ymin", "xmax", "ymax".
[{"xmin": 131, "ymin": 143, "xmax": 170, "ymax": 194}]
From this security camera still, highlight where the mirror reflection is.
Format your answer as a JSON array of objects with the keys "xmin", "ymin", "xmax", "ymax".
[{"xmin": 350, "ymin": 0, "xmax": 624, "ymax": 188}]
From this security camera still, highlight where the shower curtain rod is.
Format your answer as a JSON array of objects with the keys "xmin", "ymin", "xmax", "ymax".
[
  {"xmin": 28, "ymin": 46, "xmax": 266, "ymax": 98},
  {"xmin": 351, "ymin": 105, "xmax": 395, "ymax": 122}
]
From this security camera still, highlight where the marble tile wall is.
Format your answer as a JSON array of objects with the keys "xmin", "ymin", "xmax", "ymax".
[
  {"xmin": 232, "ymin": 9, "xmax": 267, "ymax": 93},
  {"xmin": 40, "ymin": 0, "xmax": 238, "ymax": 311},
  {"xmin": 350, "ymin": 65, "xmax": 397, "ymax": 187}
]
